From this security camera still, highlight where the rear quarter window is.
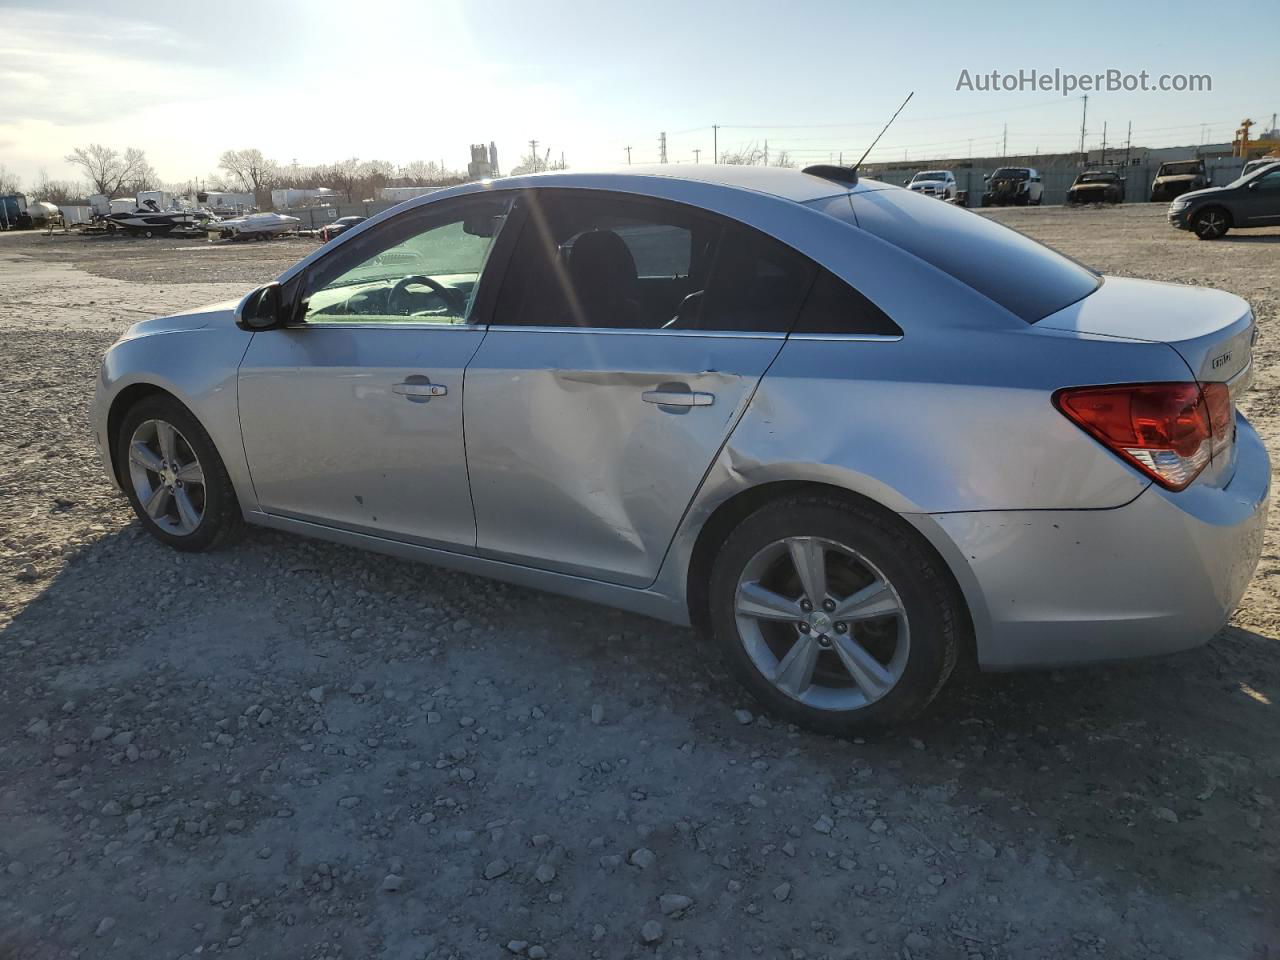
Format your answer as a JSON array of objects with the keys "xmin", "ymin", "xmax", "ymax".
[{"xmin": 850, "ymin": 189, "xmax": 1100, "ymax": 322}]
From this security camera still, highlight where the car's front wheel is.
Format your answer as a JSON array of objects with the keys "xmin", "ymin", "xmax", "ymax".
[
  {"xmin": 116, "ymin": 395, "xmax": 244, "ymax": 551},
  {"xmin": 1193, "ymin": 207, "xmax": 1230, "ymax": 240},
  {"xmin": 707, "ymin": 495, "xmax": 962, "ymax": 733}
]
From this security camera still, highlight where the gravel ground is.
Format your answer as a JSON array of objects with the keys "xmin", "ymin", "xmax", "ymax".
[{"xmin": 0, "ymin": 206, "xmax": 1277, "ymax": 960}]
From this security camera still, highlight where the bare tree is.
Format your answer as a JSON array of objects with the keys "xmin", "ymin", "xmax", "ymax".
[
  {"xmin": 218, "ymin": 149, "xmax": 277, "ymax": 205},
  {"xmin": 0, "ymin": 164, "xmax": 20, "ymax": 195},
  {"xmin": 64, "ymin": 144, "xmax": 151, "ymax": 196},
  {"xmin": 397, "ymin": 160, "xmax": 462, "ymax": 185},
  {"xmin": 508, "ymin": 151, "xmax": 543, "ymax": 176},
  {"xmin": 325, "ymin": 157, "xmax": 362, "ymax": 201},
  {"xmin": 358, "ymin": 159, "xmax": 395, "ymax": 197},
  {"xmin": 771, "ymin": 150, "xmax": 796, "ymax": 168},
  {"xmin": 718, "ymin": 143, "xmax": 766, "ymax": 165},
  {"xmin": 33, "ymin": 170, "xmax": 85, "ymax": 205}
]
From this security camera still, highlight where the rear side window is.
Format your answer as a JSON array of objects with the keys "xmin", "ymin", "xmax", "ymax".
[
  {"xmin": 697, "ymin": 223, "xmax": 814, "ymax": 334},
  {"xmin": 792, "ymin": 268, "xmax": 902, "ymax": 336},
  {"xmin": 850, "ymin": 189, "xmax": 1100, "ymax": 322},
  {"xmin": 493, "ymin": 191, "xmax": 814, "ymax": 333}
]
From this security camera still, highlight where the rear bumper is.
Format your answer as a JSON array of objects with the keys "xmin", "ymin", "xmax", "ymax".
[{"xmin": 916, "ymin": 413, "xmax": 1269, "ymax": 669}]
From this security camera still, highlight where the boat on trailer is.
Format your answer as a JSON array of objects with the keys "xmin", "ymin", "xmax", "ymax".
[{"xmin": 106, "ymin": 199, "xmax": 209, "ymax": 237}]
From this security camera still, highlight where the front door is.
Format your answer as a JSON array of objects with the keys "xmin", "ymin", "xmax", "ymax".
[
  {"xmin": 1238, "ymin": 167, "xmax": 1280, "ymax": 226},
  {"xmin": 464, "ymin": 189, "xmax": 817, "ymax": 587},
  {"xmin": 237, "ymin": 193, "xmax": 513, "ymax": 549}
]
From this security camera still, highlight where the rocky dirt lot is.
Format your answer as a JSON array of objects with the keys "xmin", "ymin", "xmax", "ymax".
[{"xmin": 0, "ymin": 206, "xmax": 1277, "ymax": 960}]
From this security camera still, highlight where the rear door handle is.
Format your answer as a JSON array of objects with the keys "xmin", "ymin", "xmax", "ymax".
[
  {"xmin": 392, "ymin": 381, "xmax": 447, "ymax": 398},
  {"xmin": 642, "ymin": 389, "xmax": 714, "ymax": 407}
]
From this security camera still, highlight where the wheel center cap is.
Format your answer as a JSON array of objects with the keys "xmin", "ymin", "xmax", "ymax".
[{"xmin": 809, "ymin": 611, "xmax": 832, "ymax": 634}]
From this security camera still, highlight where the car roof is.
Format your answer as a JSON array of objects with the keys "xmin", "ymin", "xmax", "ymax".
[{"xmin": 486, "ymin": 165, "xmax": 877, "ymax": 203}]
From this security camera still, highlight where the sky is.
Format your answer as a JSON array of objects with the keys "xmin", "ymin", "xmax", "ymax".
[{"xmin": 1, "ymin": 0, "xmax": 1278, "ymax": 190}]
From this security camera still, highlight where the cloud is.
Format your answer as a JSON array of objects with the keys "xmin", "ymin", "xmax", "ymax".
[{"xmin": 0, "ymin": 8, "xmax": 229, "ymax": 126}]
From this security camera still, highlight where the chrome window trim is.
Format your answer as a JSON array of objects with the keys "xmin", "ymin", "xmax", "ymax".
[
  {"xmin": 283, "ymin": 321, "xmax": 487, "ymax": 332},
  {"xmin": 787, "ymin": 332, "xmax": 904, "ymax": 343},
  {"xmin": 483, "ymin": 325, "xmax": 786, "ymax": 340}
]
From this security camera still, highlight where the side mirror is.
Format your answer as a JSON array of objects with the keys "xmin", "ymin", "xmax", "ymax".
[
  {"xmin": 235, "ymin": 282, "xmax": 285, "ymax": 331},
  {"xmin": 983, "ymin": 174, "xmax": 990, "ymax": 181}
]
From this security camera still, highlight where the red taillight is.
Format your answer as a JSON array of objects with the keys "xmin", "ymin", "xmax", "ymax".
[{"xmin": 1054, "ymin": 382, "xmax": 1232, "ymax": 491}]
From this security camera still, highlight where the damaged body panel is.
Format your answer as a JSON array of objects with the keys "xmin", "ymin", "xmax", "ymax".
[
  {"xmin": 93, "ymin": 164, "xmax": 1271, "ymax": 730},
  {"xmin": 464, "ymin": 330, "xmax": 779, "ymax": 586}
]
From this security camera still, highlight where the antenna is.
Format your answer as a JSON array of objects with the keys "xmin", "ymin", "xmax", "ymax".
[{"xmin": 853, "ymin": 91, "xmax": 914, "ymax": 170}]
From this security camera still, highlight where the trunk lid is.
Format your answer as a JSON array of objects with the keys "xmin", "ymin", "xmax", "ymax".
[
  {"xmin": 1037, "ymin": 276, "xmax": 1253, "ymax": 383},
  {"xmin": 1038, "ymin": 276, "xmax": 1254, "ymax": 487}
]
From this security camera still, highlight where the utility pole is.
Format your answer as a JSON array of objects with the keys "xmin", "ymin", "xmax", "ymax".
[
  {"xmin": 1125, "ymin": 121, "xmax": 1132, "ymax": 168},
  {"xmin": 693, "ymin": 148, "xmax": 701, "ymax": 164},
  {"xmin": 659, "ymin": 132, "xmax": 667, "ymax": 164},
  {"xmin": 763, "ymin": 140, "xmax": 769, "ymax": 166},
  {"xmin": 1078, "ymin": 95, "xmax": 1088, "ymax": 164},
  {"xmin": 528, "ymin": 139, "xmax": 539, "ymax": 172},
  {"xmin": 712, "ymin": 125, "xmax": 718, "ymax": 163},
  {"xmin": 1002, "ymin": 124, "xmax": 1007, "ymax": 158},
  {"xmin": 624, "ymin": 145, "xmax": 632, "ymax": 165},
  {"xmin": 1101, "ymin": 121, "xmax": 1107, "ymax": 166}
]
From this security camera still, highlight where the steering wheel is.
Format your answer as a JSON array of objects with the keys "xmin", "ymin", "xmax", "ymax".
[{"xmin": 387, "ymin": 275, "xmax": 466, "ymax": 317}]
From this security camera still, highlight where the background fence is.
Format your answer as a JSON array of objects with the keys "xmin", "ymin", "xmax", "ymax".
[
  {"xmin": 276, "ymin": 200, "xmax": 401, "ymax": 229},
  {"xmin": 873, "ymin": 157, "xmax": 1248, "ymax": 206}
]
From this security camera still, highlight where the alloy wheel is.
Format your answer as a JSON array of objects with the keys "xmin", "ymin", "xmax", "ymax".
[
  {"xmin": 126, "ymin": 419, "xmax": 206, "ymax": 536},
  {"xmin": 1196, "ymin": 211, "xmax": 1226, "ymax": 239},
  {"xmin": 733, "ymin": 536, "xmax": 910, "ymax": 711}
]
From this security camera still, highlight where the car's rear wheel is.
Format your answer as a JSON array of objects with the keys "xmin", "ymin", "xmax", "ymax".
[
  {"xmin": 116, "ymin": 395, "xmax": 243, "ymax": 552},
  {"xmin": 707, "ymin": 495, "xmax": 962, "ymax": 733},
  {"xmin": 1193, "ymin": 207, "xmax": 1229, "ymax": 240}
]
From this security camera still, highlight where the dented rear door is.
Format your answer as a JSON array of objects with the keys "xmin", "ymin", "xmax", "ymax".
[{"xmin": 463, "ymin": 330, "xmax": 782, "ymax": 587}]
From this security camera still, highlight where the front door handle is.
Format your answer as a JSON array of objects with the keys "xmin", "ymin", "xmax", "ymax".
[
  {"xmin": 392, "ymin": 381, "xmax": 447, "ymax": 398},
  {"xmin": 642, "ymin": 389, "xmax": 714, "ymax": 407}
]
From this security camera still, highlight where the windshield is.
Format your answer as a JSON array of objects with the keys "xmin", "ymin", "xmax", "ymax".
[
  {"xmin": 1077, "ymin": 173, "xmax": 1116, "ymax": 183},
  {"xmin": 913, "ymin": 171, "xmax": 947, "ymax": 181},
  {"xmin": 1227, "ymin": 161, "xmax": 1280, "ymax": 188},
  {"xmin": 991, "ymin": 168, "xmax": 1029, "ymax": 180},
  {"xmin": 1158, "ymin": 162, "xmax": 1202, "ymax": 176}
]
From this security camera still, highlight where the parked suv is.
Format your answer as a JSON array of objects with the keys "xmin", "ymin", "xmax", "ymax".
[
  {"xmin": 907, "ymin": 170, "xmax": 956, "ymax": 200},
  {"xmin": 1066, "ymin": 170, "xmax": 1126, "ymax": 205},
  {"xmin": 1240, "ymin": 157, "xmax": 1279, "ymax": 179},
  {"xmin": 1169, "ymin": 163, "xmax": 1280, "ymax": 239},
  {"xmin": 1150, "ymin": 159, "xmax": 1210, "ymax": 202},
  {"xmin": 982, "ymin": 167, "xmax": 1042, "ymax": 206}
]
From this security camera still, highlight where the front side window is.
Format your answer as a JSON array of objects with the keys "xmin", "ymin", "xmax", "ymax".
[
  {"xmin": 1254, "ymin": 169, "xmax": 1280, "ymax": 192},
  {"xmin": 493, "ymin": 191, "xmax": 814, "ymax": 333},
  {"xmin": 301, "ymin": 195, "xmax": 512, "ymax": 325}
]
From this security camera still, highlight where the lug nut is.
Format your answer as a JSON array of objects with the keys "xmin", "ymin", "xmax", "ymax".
[
  {"xmin": 822, "ymin": 598, "xmax": 836, "ymax": 612},
  {"xmin": 834, "ymin": 622, "xmax": 848, "ymax": 634},
  {"xmin": 798, "ymin": 622, "xmax": 810, "ymax": 633},
  {"xmin": 818, "ymin": 636, "xmax": 832, "ymax": 648},
  {"xmin": 799, "ymin": 599, "xmax": 812, "ymax": 613}
]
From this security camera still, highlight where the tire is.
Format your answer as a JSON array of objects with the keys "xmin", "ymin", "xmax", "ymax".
[
  {"xmin": 707, "ymin": 495, "xmax": 963, "ymax": 734},
  {"xmin": 115, "ymin": 395, "xmax": 244, "ymax": 552},
  {"xmin": 1192, "ymin": 207, "xmax": 1229, "ymax": 240}
]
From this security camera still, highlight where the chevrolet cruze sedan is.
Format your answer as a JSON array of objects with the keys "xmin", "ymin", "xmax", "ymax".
[{"xmin": 92, "ymin": 165, "xmax": 1269, "ymax": 732}]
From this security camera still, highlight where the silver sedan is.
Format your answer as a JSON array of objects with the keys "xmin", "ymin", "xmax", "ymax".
[{"xmin": 91, "ymin": 165, "xmax": 1270, "ymax": 732}]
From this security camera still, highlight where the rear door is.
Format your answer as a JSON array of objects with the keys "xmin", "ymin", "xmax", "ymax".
[{"xmin": 463, "ymin": 189, "xmax": 816, "ymax": 587}]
